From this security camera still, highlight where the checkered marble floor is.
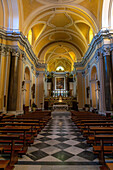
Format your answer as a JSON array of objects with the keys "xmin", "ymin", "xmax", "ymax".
[{"xmin": 16, "ymin": 112, "xmax": 100, "ymax": 166}]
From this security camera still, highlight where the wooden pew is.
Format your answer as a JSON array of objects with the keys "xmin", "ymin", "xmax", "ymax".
[
  {"xmin": 0, "ymin": 134, "xmax": 23, "ymax": 168},
  {"xmin": 71, "ymin": 111, "xmax": 113, "ymax": 169},
  {"xmin": 0, "ymin": 122, "xmax": 39, "ymax": 136},
  {"xmin": 93, "ymin": 135, "xmax": 113, "ymax": 165},
  {"xmin": 106, "ymin": 163, "xmax": 113, "ymax": 170},
  {"xmin": 0, "ymin": 160, "xmax": 10, "ymax": 170},
  {"xmin": 80, "ymin": 120, "xmax": 113, "ymax": 123},
  {"xmin": 0, "ymin": 126, "xmax": 32, "ymax": 155},
  {"xmin": 1, "ymin": 119, "xmax": 45, "ymax": 130},
  {"xmin": 81, "ymin": 123, "xmax": 113, "ymax": 137}
]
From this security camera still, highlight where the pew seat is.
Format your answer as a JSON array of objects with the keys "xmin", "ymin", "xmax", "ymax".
[
  {"xmin": 93, "ymin": 145, "xmax": 113, "ymax": 154},
  {"xmin": 0, "ymin": 160, "xmax": 11, "ymax": 170},
  {"xmin": 106, "ymin": 163, "xmax": 113, "ymax": 170}
]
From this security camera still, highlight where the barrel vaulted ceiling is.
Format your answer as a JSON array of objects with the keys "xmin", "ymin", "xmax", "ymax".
[{"xmin": 2, "ymin": 0, "xmax": 103, "ymax": 71}]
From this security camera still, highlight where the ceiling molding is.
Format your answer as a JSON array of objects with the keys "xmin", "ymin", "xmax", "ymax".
[
  {"xmin": 38, "ymin": 40, "xmax": 83, "ymax": 59},
  {"xmin": 48, "ymin": 31, "xmax": 72, "ymax": 41},
  {"xmin": 36, "ymin": 0, "xmax": 84, "ymax": 5},
  {"xmin": 47, "ymin": 10, "xmax": 73, "ymax": 28},
  {"xmin": 23, "ymin": 4, "xmax": 98, "ymax": 34},
  {"xmin": 33, "ymin": 29, "xmax": 87, "ymax": 53}
]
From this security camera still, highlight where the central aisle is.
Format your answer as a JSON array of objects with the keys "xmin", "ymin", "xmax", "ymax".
[{"xmin": 15, "ymin": 112, "xmax": 99, "ymax": 170}]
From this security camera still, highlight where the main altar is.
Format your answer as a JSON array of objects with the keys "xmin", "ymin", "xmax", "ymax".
[{"xmin": 44, "ymin": 71, "xmax": 78, "ymax": 111}]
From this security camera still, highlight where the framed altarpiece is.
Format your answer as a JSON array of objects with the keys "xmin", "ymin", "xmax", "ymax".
[{"xmin": 55, "ymin": 77, "xmax": 65, "ymax": 90}]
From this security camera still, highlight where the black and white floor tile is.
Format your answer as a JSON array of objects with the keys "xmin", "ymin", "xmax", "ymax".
[
  {"xmin": 16, "ymin": 113, "xmax": 100, "ymax": 165},
  {"xmin": 0, "ymin": 112, "xmax": 107, "ymax": 169}
]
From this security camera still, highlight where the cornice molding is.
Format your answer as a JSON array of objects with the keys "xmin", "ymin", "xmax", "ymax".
[
  {"xmin": 0, "ymin": 46, "xmax": 11, "ymax": 56},
  {"xmin": 0, "ymin": 28, "xmax": 38, "ymax": 66},
  {"xmin": 0, "ymin": 28, "xmax": 47, "ymax": 70},
  {"xmin": 101, "ymin": 45, "xmax": 110, "ymax": 56},
  {"xmin": 74, "ymin": 29, "xmax": 113, "ymax": 68},
  {"xmin": 36, "ymin": 62, "xmax": 47, "ymax": 69}
]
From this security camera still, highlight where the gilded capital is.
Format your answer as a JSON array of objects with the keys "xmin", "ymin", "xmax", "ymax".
[
  {"xmin": 102, "ymin": 46, "xmax": 110, "ymax": 56},
  {"xmin": 31, "ymin": 65, "xmax": 34, "ymax": 72},
  {"xmin": 36, "ymin": 71, "xmax": 39, "ymax": 78},
  {"xmin": 87, "ymin": 64, "xmax": 90, "ymax": 72},
  {"xmin": 82, "ymin": 71, "xmax": 85, "ymax": 77},
  {"xmin": 0, "ymin": 46, "xmax": 7, "ymax": 56},
  {"xmin": 22, "ymin": 53, "xmax": 26, "ymax": 63},
  {"xmin": 95, "ymin": 50, "xmax": 100, "ymax": 62},
  {"xmin": 12, "ymin": 49, "xmax": 20, "ymax": 57}
]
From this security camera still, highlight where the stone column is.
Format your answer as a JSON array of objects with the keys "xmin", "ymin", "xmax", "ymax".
[
  {"xmin": 111, "ymin": 47, "xmax": 113, "ymax": 110},
  {"xmin": 37, "ymin": 72, "xmax": 44, "ymax": 109},
  {"xmin": 0, "ymin": 46, "xmax": 8, "ymax": 112},
  {"xmin": 98, "ymin": 51, "xmax": 106, "ymax": 113},
  {"xmin": 44, "ymin": 73, "xmax": 48, "ymax": 97},
  {"xmin": 82, "ymin": 71, "xmax": 85, "ymax": 107},
  {"xmin": 102, "ymin": 46, "xmax": 112, "ymax": 111},
  {"xmin": 65, "ymin": 74, "xmax": 69, "ymax": 96},
  {"xmin": 16, "ymin": 52, "xmax": 24, "ymax": 113},
  {"xmin": 36, "ymin": 72, "xmax": 39, "ymax": 106},
  {"xmin": 22, "ymin": 54, "xmax": 26, "ymax": 113},
  {"xmin": 3, "ymin": 47, "xmax": 11, "ymax": 113},
  {"xmin": 53, "ymin": 76, "xmax": 55, "ymax": 91},
  {"xmin": 87, "ymin": 65, "xmax": 90, "ymax": 105},
  {"xmin": 7, "ymin": 49, "xmax": 19, "ymax": 112}
]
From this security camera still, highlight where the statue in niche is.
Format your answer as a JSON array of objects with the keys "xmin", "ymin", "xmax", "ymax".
[{"xmin": 31, "ymin": 84, "xmax": 35, "ymax": 99}]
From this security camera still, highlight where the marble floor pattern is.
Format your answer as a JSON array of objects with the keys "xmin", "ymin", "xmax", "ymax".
[
  {"xmin": 1, "ymin": 112, "xmax": 102, "ymax": 169},
  {"xmin": 14, "ymin": 112, "xmax": 101, "ymax": 169}
]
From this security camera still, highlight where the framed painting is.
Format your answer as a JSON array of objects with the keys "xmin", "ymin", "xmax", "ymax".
[{"xmin": 55, "ymin": 77, "xmax": 65, "ymax": 90}]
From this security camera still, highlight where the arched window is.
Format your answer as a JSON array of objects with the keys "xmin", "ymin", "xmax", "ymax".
[
  {"xmin": 89, "ymin": 28, "xmax": 93, "ymax": 43},
  {"xmin": 56, "ymin": 66, "xmax": 64, "ymax": 72},
  {"xmin": 28, "ymin": 29, "xmax": 32, "ymax": 45}
]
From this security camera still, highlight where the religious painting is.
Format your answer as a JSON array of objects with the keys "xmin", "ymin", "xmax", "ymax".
[{"xmin": 56, "ymin": 77, "xmax": 64, "ymax": 90}]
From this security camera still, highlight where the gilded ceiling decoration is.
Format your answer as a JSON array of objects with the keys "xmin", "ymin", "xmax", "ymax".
[
  {"xmin": 47, "ymin": 12, "xmax": 73, "ymax": 28},
  {"xmin": 22, "ymin": 0, "xmax": 102, "ymax": 72},
  {"xmin": 49, "ymin": 32, "xmax": 72, "ymax": 41},
  {"xmin": 36, "ymin": 0, "xmax": 84, "ymax": 4}
]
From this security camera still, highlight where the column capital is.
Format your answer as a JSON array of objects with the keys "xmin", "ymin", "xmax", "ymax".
[
  {"xmin": 95, "ymin": 50, "xmax": 100, "ymax": 62},
  {"xmin": 31, "ymin": 64, "xmax": 34, "ymax": 72},
  {"xmin": 87, "ymin": 64, "xmax": 90, "ymax": 72},
  {"xmin": 82, "ymin": 71, "xmax": 85, "ymax": 77},
  {"xmin": 0, "ymin": 46, "xmax": 8, "ymax": 56},
  {"xmin": 110, "ymin": 44, "xmax": 113, "ymax": 52},
  {"xmin": 101, "ymin": 46, "xmax": 110, "ymax": 56},
  {"xmin": 36, "ymin": 71, "xmax": 39, "ymax": 78},
  {"xmin": 12, "ymin": 48, "xmax": 20, "ymax": 57},
  {"xmin": 6, "ymin": 47, "xmax": 11, "ymax": 56},
  {"xmin": 22, "ymin": 53, "xmax": 26, "ymax": 63}
]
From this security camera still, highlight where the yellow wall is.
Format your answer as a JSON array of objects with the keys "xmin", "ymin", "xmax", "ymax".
[
  {"xmin": 91, "ymin": 82, "xmax": 96, "ymax": 108},
  {"xmin": 0, "ymin": 56, "xmax": 7, "ymax": 110},
  {"xmin": 25, "ymin": 83, "xmax": 30, "ymax": 106}
]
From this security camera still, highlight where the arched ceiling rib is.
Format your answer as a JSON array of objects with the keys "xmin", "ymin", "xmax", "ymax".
[{"xmin": 0, "ymin": 0, "xmax": 103, "ymax": 72}]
